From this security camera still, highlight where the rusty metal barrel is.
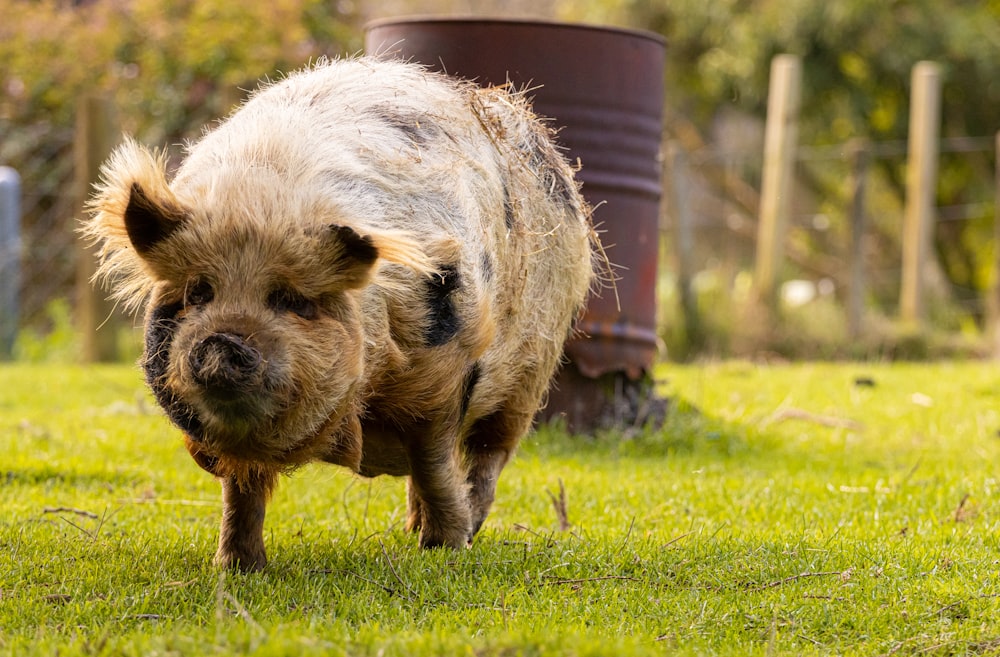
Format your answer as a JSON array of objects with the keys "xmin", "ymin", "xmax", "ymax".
[{"xmin": 365, "ymin": 18, "xmax": 666, "ymax": 431}]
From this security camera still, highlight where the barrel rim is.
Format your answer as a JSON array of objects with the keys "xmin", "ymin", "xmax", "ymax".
[{"xmin": 364, "ymin": 16, "xmax": 667, "ymax": 48}]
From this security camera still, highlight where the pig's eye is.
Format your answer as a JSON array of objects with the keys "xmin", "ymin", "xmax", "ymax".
[
  {"xmin": 184, "ymin": 279, "xmax": 214, "ymax": 307},
  {"xmin": 267, "ymin": 287, "xmax": 318, "ymax": 320}
]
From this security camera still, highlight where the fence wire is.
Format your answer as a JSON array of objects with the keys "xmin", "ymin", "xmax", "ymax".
[
  {"xmin": 1, "ymin": 123, "xmax": 77, "ymax": 330},
  {"xmin": 663, "ymin": 136, "xmax": 997, "ymax": 332},
  {"xmin": 2, "ymin": 114, "xmax": 997, "ymax": 354}
]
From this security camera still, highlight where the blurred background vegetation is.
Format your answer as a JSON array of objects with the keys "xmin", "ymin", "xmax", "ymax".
[{"xmin": 2, "ymin": 0, "xmax": 999, "ymax": 360}]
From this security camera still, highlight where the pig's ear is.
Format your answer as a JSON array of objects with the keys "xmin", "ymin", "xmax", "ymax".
[
  {"xmin": 320, "ymin": 225, "xmax": 379, "ymax": 289},
  {"xmin": 321, "ymin": 225, "xmax": 441, "ymax": 288},
  {"xmin": 81, "ymin": 137, "xmax": 188, "ymax": 313},
  {"xmin": 124, "ymin": 182, "xmax": 189, "ymax": 256}
]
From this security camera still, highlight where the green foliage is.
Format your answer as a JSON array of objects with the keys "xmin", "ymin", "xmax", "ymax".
[
  {"xmin": 3, "ymin": 362, "xmax": 1000, "ymax": 655},
  {"xmin": 12, "ymin": 298, "xmax": 79, "ymax": 363},
  {"xmin": 568, "ymin": 0, "xmax": 1000, "ymax": 144},
  {"xmin": 0, "ymin": 0, "xmax": 360, "ymax": 145},
  {"xmin": 11, "ymin": 298, "xmax": 143, "ymax": 364}
]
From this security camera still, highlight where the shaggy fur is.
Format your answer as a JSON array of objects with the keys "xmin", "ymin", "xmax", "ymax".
[{"xmin": 83, "ymin": 56, "xmax": 596, "ymax": 571}]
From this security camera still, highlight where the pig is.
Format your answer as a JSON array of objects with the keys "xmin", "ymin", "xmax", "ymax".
[{"xmin": 83, "ymin": 56, "xmax": 597, "ymax": 571}]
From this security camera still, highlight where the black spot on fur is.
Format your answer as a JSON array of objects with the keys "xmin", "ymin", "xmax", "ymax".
[
  {"xmin": 143, "ymin": 301, "xmax": 204, "ymax": 440},
  {"xmin": 547, "ymin": 164, "xmax": 577, "ymax": 208},
  {"xmin": 424, "ymin": 264, "xmax": 461, "ymax": 347},
  {"xmin": 374, "ymin": 105, "xmax": 439, "ymax": 146},
  {"xmin": 523, "ymin": 129, "xmax": 578, "ymax": 210},
  {"xmin": 480, "ymin": 252, "xmax": 494, "ymax": 283},
  {"xmin": 460, "ymin": 362, "xmax": 481, "ymax": 421},
  {"xmin": 502, "ymin": 183, "xmax": 515, "ymax": 231}
]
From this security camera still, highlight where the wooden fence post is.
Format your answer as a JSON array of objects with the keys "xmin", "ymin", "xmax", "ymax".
[
  {"xmin": 847, "ymin": 139, "xmax": 870, "ymax": 339},
  {"xmin": 75, "ymin": 94, "xmax": 123, "ymax": 362},
  {"xmin": 754, "ymin": 54, "xmax": 802, "ymax": 308},
  {"xmin": 899, "ymin": 61, "xmax": 942, "ymax": 325},
  {"xmin": 990, "ymin": 130, "xmax": 1000, "ymax": 358}
]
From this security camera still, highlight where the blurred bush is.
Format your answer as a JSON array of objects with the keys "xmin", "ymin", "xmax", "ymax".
[
  {"xmin": 0, "ymin": 0, "xmax": 361, "ymax": 342},
  {"xmin": 1, "ymin": 0, "xmax": 360, "ymax": 143}
]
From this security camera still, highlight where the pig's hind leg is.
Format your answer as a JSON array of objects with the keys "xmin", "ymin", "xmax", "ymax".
[{"xmin": 463, "ymin": 407, "xmax": 531, "ymax": 537}]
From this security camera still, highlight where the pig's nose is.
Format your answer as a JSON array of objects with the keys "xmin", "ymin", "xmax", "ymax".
[{"xmin": 189, "ymin": 333, "xmax": 262, "ymax": 392}]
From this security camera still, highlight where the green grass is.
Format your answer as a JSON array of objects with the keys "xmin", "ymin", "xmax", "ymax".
[{"xmin": 2, "ymin": 361, "xmax": 1000, "ymax": 656}]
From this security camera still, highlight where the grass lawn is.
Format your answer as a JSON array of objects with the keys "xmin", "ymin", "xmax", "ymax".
[{"xmin": 2, "ymin": 361, "xmax": 999, "ymax": 656}]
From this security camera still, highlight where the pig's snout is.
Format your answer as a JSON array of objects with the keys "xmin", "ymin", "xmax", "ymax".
[{"xmin": 189, "ymin": 333, "xmax": 263, "ymax": 394}]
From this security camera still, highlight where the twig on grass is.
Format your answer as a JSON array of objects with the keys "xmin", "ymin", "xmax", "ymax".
[
  {"xmin": 902, "ymin": 458, "xmax": 923, "ymax": 485},
  {"xmin": 214, "ymin": 571, "xmax": 263, "ymax": 638},
  {"xmin": 512, "ymin": 523, "xmax": 558, "ymax": 547},
  {"xmin": 53, "ymin": 507, "xmax": 116, "ymax": 541},
  {"xmin": 748, "ymin": 571, "xmax": 844, "ymax": 592},
  {"xmin": 768, "ymin": 407, "xmax": 864, "ymax": 430},
  {"xmin": 951, "ymin": 493, "xmax": 976, "ymax": 523},
  {"xmin": 117, "ymin": 498, "xmax": 217, "ymax": 507},
  {"xmin": 927, "ymin": 599, "xmax": 965, "ymax": 619},
  {"xmin": 223, "ymin": 592, "xmax": 263, "ymax": 630},
  {"xmin": 379, "ymin": 539, "xmax": 416, "ymax": 600},
  {"xmin": 43, "ymin": 594, "xmax": 72, "ymax": 604},
  {"xmin": 880, "ymin": 640, "xmax": 908, "ymax": 657},
  {"xmin": 43, "ymin": 506, "xmax": 98, "ymax": 519},
  {"xmin": 912, "ymin": 638, "xmax": 1000, "ymax": 656},
  {"xmin": 547, "ymin": 479, "xmax": 571, "ymax": 531},
  {"xmin": 663, "ymin": 532, "xmax": 692, "ymax": 549},
  {"xmin": 543, "ymin": 575, "xmax": 640, "ymax": 586},
  {"xmin": 124, "ymin": 614, "xmax": 164, "ymax": 621},
  {"xmin": 926, "ymin": 592, "xmax": 1000, "ymax": 619},
  {"xmin": 968, "ymin": 637, "xmax": 1000, "ymax": 653},
  {"xmin": 339, "ymin": 569, "xmax": 397, "ymax": 596},
  {"xmin": 619, "ymin": 516, "xmax": 636, "ymax": 550}
]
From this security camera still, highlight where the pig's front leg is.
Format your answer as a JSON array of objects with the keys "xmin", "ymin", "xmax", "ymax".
[
  {"xmin": 214, "ymin": 469, "xmax": 275, "ymax": 572},
  {"xmin": 405, "ymin": 423, "xmax": 472, "ymax": 549}
]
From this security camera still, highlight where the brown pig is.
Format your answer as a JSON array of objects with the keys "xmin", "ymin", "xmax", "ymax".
[{"xmin": 83, "ymin": 57, "xmax": 597, "ymax": 571}]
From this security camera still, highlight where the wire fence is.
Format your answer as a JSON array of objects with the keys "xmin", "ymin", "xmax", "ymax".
[
  {"xmin": 1, "ymin": 124, "xmax": 77, "ymax": 330},
  {"xmin": 662, "ymin": 135, "xmax": 998, "ymax": 333}
]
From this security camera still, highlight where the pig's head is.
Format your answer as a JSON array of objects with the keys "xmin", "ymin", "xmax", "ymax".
[{"xmin": 84, "ymin": 139, "xmax": 435, "ymax": 480}]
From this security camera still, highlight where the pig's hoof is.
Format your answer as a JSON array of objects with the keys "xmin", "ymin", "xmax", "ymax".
[
  {"xmin": 418, "ymin": 527, "xmax": 473, "ymax": 550},
  {"xmin": 214, "ymin": 547, "xmax": 267, "ymax": 573}
]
